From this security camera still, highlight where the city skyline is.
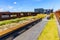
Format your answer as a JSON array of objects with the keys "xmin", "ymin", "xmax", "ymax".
[{"xmin": 0, "ymin": 0, "xmax": 60, "ymax": 12}]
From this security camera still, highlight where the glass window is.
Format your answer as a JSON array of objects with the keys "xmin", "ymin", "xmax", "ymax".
[{"xmin": 1, "ymin": 15, "xmax": 9, "ymax": 18}]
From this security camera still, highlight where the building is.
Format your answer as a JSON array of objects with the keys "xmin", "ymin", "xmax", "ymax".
[
  {"xmin": 0, "ymin": 12, "xmax": 39, "ymax": 20},
  {"xmin": 34, "ymin": 8, "xmax": 44, "ymax": 13},
  {"xmin": 45, "ymin": 9, "xmax": 53, "ymax": 14},
  {"xmin": 34, "ymin": 8, "xmax": 53, "ymax": 14}
]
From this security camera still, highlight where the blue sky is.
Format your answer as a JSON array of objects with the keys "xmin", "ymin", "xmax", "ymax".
[{"xmin": 0, "ymin": 0, "xmax": 60, "ymax": 12}]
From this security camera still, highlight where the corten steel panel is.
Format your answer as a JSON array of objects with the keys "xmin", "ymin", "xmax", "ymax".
[
  {"xmin": 29, "ymin": 13, "xmax": 31, "ymax": 16},
  {"xmin": 22, "ymin": 13, "xmax": 26, "ymax": 16},
  {"xmin": 23, "ymin": 13, "xmax": 28, "ymax": 16},
  {"xmin": 0, "ymin": 12, "xmax": 39, "ymax": 21},
  {"xmin": 31, "ymin": 13, "xmax": 36, "ymax": 16},
  {"xmin": 20, "ymin": 13, "xmax": 24, "ymax": 17},
  {"xmin": 0, "ymin": 12, "xmax": 11, "ymax": 20},
  {"xmin": 16, "ymin": 13, "xmax": 21, "ymax": 18},
  {"xmin": 55, "ymin": 10, "xmax": 60, "ymax": 24}
]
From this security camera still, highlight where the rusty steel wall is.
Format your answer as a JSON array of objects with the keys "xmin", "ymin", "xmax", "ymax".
[
  {"xmin": 0, "ymin": 12, "xmax": 39, "ymax": 21},
  {"xmin": 55, "ymin": 10, "xmax": 60, "ymax": 24}
]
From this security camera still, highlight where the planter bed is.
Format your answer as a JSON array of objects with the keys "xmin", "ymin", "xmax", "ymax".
[
  {"xmin": 0, "ymin": 14, "xmax": 47, "ymax": 38},
  {"xmin": 0, "ymin": 19, "xmax": 38, "ymax": 37},
  {"xmin": 0, "ymin": 18, "xmax": 38, "ymax": 37}
]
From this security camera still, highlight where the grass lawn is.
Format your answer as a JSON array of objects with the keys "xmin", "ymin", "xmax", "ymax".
[{"xmin": 38, "ymin": 15, "xmax": 59, "ymax": 40}]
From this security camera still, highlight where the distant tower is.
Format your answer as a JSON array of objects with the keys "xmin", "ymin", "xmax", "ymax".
[
  {"xmin": 34, "ymin": 8, "xmax": 53, "ymax": 14},
  {"xmin": 34, "ymin": 8, "xmax": 44, "ymax": 13}
]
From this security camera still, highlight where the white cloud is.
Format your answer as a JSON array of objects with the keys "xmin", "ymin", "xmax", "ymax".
[
  {"xmin": 0, "ymin": 8, "xmax": 4, "ymax": 12},
  {"xmin": 8, "ymin": 6, "xmax": 13, "ymax": 9},
  {"xmin": 13, "ymin": 2, "xmax": 16, "ymax": 4},
  {"xmin": 13, "ymin": 9, "xmax": 16, "ymax": 10}
]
